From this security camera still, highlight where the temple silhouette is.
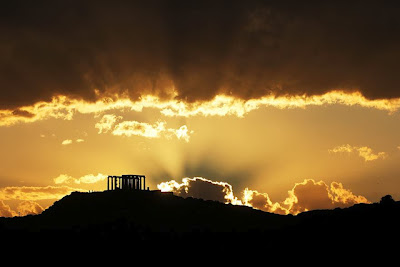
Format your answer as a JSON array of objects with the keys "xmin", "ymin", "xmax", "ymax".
[{"xmin": 107, "ymin": 174, "xmax": 147, "ymax": 191}]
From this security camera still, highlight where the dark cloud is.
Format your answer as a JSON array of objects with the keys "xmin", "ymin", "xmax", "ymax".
[
  {"xmin": 1, "ymin": 0, "xmax": 400, "ymax": 109},
  {"xmin": 287, "ymin": 179, "xmax": 335, "ymax": 214},
  {"xmin": 170, "ymin": 178, "xmax": 231, "ymax": 203},
  {"xmin": 12, "ymin": 109, "xmax": 35, "ymax": 118}
]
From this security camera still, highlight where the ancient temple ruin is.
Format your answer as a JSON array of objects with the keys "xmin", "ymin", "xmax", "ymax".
[{"xmin": 107, "ymin": 175, "xmax": 146, "ymax": 191}]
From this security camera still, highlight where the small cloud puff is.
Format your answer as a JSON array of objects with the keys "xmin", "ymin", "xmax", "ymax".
[
  {"xmin": 96, "ymin": 114, "xmax": 193, "ymax": 142},
  {"xmin": 61, "ymin": 139, "xmax": 85, "ymax": 145},
  {"xmin": 53, "ymin": 173, "xmax": 107, "ymax": 185},
  {"xmin": 61, "ymin": 139, "xmax": 73, "ymax": 145},
  {"xmin": 329, "ymin": 144, "xmax": 387, "ymax": 161}
]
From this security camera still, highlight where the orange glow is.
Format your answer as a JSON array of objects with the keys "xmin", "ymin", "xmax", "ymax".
[
  {"xmin": 0, "ymin": 185, "xmax": 84, "ymax": 201},
  {"xmin": 0, "ymin": 89, "xmax": 395, "ymax": 217}
]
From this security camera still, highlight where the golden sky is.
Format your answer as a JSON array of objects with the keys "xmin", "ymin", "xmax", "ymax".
[
  {"xmin": 1, "ymin": 92, "xmax": 400, "ymax": 216},
  {"xmin": 1, "ymin": 1, "xmax": 400, "ymax": 216}
]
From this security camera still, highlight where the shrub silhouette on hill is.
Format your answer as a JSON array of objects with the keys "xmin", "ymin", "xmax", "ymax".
[{"xmin": 380, "ymin": 194, "xmax": 395, "ymax": 205}]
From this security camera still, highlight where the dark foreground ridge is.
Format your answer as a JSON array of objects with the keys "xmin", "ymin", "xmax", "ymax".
[{"xmin": 1, "ymin": 190, "xmax": 399, "ymax": 254}]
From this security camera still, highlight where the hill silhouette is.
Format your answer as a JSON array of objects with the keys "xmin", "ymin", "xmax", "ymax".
[{"xmin": 1, "ymin": 190, "xmax": 399, "ymax": 254}]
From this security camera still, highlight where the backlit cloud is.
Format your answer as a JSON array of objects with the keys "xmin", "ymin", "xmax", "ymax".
[
  {"xmin": 112, "ymin": 121, "xmax": 166, "ymax": 138},
  {"xmin": 0, "ymin": 200, "xmax": 15, "ymax": 217},
  {"xmin": 158, "ymin": 177, "xmax": 241, "ymax": 204},
  {"xmin": 2, "ymin": 91, "xmax": 400, "ymax": 128},
  {"xmin": 61, "ymin": 139, "xmax": 85, "ymax": 145},
  {"xmin": 0, "ymin": 186, "xmax": 83, "ymax": 201},
  {"xmin": 329, "ymin": 144, "xmax": 387, "ymax": 161},
  {"xmin": 242, "ymin": 189, "xmax": 287, "ymax": 215},
  {"xmin": 167, "ymin": 125, "xmax": 193, "ymax": 142},
  {"xmin": 0, "ymin": 200, "xmax": 45, "ymax": 217},
  {"xmin": 110, "ymin": 120, "xmax": 193, "ymax": 141},
  {"xmin": 158, "ymin": 177, "xmax": 369, "ymax": 215},
  {"xmin": 329, "ymin": 182, "xmax": 370, "ymax": 207},
  {"xmin": 245, "ymin": 179, "xmax": 370, "ymax": 214},
  {"xmin": 95, "ymin": 114, "xmax": 122, "ymax": 134},
  {"xmin": 282, "ymin": 179, "xmax": 368, "ymax": 214},
  {"xmin": 53, "ymin": 173, "xmax": 107, "ymax": 185}
]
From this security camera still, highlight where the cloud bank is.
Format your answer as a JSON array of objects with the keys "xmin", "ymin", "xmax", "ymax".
[
  {"xmin": 0, "ymin": 185, "xmax": 82, "ymax": 201},
  {"xmin": 158, "ymin": 177, "xmax": 369, "ymax": 215},
  {"xmin": 2, "ymin": 91, "xmax": 400, "ymax": 128},
  {"xmin": 0, "ymin": 182, "xmax": 87, "ymax": 217},
  {"xmin": 0, "ymin": 200, "xmax": 45, "ymax": 217},
  {"xmin": 2, "ymin": 0, "xmax": 400, "ymax": 111}
]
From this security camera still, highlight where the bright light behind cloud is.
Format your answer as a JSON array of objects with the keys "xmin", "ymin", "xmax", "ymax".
[
  {"xmin": 95, "ymin": 114, "xmax": 122, "ymax": 133},
  {"xmin": 158, "ymin": 177, "xmax": 369, "ymax": 215},
  {"xmin": 0, "ymin": 185, "xmax": 83, "ymax": 201},
  {"xmin": 157, "ymin": 177, "xmax": 242, "ymax": 205},
  {"xmin": 2, "ymin": 90, "xmax": 400, "ymax": 127},
  {"xmin": 112, "ymin": 121, "xmax": 166, "ymax": 138},
  {"xmin": 54, "ymin": 173, "xmax": 107, "ymax": 184},
  {"xmin": 109, "ymin": 120, "xmax": 193, "ymax": 141},
  {"xmin": 168, "ymin": 125, "xmax": 192, "ymax": 142},
  {"xmin": 0, "ymin": 200, "xmax": 45, "ymax": 217}
]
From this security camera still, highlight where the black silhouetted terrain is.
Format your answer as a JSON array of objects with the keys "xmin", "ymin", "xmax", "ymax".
[{"xmin": 1, "ymin": 190, "xmax": 399, "ymax": 255}]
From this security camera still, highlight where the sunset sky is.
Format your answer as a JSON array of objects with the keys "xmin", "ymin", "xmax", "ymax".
[{"xmin": 1, "ymin": 0, "xmax": 400, "ymax": 216}]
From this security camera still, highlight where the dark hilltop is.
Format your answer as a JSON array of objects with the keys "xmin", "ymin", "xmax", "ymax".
[{"xmin": 0, "ymin": 189, "xmax": 399, "ymax": 255}]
